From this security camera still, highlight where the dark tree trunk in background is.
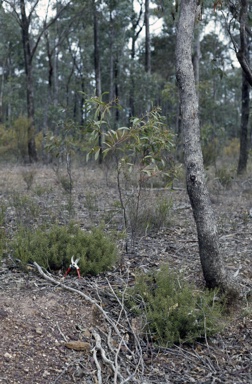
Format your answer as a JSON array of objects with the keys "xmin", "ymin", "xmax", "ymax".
[
  {"xmin": 114, "ymin": 57, "xmax": 119, "ymax": 123},
  {"xmin": 235, "ymin": 0, "xmax": 252, "ymax": 84},
  {"xmin": 145, "ymin": 0, "xmax": 151, "ymax": 75},
  {"xmin": 238, "ymin": 71, "xmax": 250, "ymax": 174},
  {"xmin": 20, "ymin": 0, "xmax": 38, "ymax": 162},
  {"xmin": 176, "ymin": 0, "xmax": 238, "ymax": 296},
  {"xmin": 129, "ymin": 2, "xmax": 143, "ymax": 120},
  {"xmin": 145, "ymin": 0, "xmax": 151, "ymax": 113},
  {"xmin": 237, "ymin": 0, "xmax": 250, "ymax": 175},
  {"xmin": 93, "ymin": 0, "xmax": 103, "ymax": 164}
]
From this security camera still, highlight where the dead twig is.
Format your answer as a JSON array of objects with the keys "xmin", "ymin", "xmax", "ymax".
[
  {"xmin": 92, "ymin": 329, "xmax": 124, "ymax": 383},
  {"xmin": 33, "ymin": 262, "xmax": 142, "ymax": 383},
  {"xmin": 33, "ymin": 262, "xmax": 125, "ymax": 343}
]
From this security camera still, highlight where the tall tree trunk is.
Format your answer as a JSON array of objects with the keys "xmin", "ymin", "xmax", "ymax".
[
  {"xmin": 235, "ymin": 0, "xmax": 252, "ymax": 85},
  {"xmin": 237, "ymin": 71, "xmax": 250, "ymax": 174},
  {"xmin": 237, "ymin": 0, "xmax": 250, "ymax": 175},
  {"xmin": 192, "ymin": 24, "xmax": 201, "ymax": 91},
  {"xmin": 129, "ymin": 1, "xmax": 143, "ymax": 120},
  {"xmin": 109, "ymin": 8, "xmax": 114, "ymax": 103},
  {"xmin": 114, "ymin": 56, "xmax": 119, "ymax": 123},
  {"xmin": 145, "ymin": 0, "xmax": 151, "ymax": 75},
  {"xmin": 176, "ymin": 0, "xmax": 238, "ymax": 296},
  {"xmin": 145, "ymin": 0, "xmax": 151, "ymax": 113},
  {"xmin": 20, "ymin": 0, "xmax": 38, "ymax": 162},
  {"xmin": 93, "ymin": 0, "xmax": 103, "ymax": 164}
]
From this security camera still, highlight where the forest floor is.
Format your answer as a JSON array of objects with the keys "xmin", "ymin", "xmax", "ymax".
[{"xmin": 0, "ymin": 163, "xmax": 251, "ymax": 384}]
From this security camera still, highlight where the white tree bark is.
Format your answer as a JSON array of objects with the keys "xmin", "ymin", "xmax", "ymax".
[{"xmin": 176, "ymin": 0, "xmax": 238, "ymax": 295}]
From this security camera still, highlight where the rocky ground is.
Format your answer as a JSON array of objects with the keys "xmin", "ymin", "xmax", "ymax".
[{"xmin": 0, "ymin": 164, "xmax": 251, "ymax": 383}]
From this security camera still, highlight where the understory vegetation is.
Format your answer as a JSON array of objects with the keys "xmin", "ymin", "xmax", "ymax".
[
  {"xmin": 10, "ymin": 223, "xmax": 118, "ymax": 276},
  {"xmin": 126, "ymin": 264, "xmax": 224, "ymax": 346},
  {"xmin": 0, "ymin": 105, "xmax": 249, "ymax": 347},
  {"xmin": 0, "ymin": 157, "xmax": 250, "ymax": 355}
]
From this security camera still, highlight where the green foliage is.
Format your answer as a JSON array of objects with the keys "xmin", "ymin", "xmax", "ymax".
[
  {"xmin": 33, "ymin": 184, "xmax": 53, "ymax": 197},
  {"xmin": 11, "ymin": 193, "xmax": 42, "ymax": 226},
  {"xmin": 13, "ymin": 116, "xmax": 31, "ymax": 161},
  {"xmin": 87, "ymin": 98, "xmax": 177, "ymax": 245},
  {"xmin": 0, "ymin": 124, "xmax": 16, "ymax": 157},
  {"xmin": 87, "ymin": 98, "xmax": 175, "ymax": 176},
  {"xmin": 10, "ymin": 223, "xmax": 118, "ymax": 276},
  {"xmin": 45, "ymin": 121, "xmax": 81, "ymax": 196},
  {"xmin": 223, "ymin": 138, "xmax": 240, "ymax": 158},
  {"xmin": 127, "ymin": 264, "xmax": 224, "ymax": 346}
]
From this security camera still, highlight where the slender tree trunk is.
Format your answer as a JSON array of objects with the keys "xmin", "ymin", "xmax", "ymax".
[
  {"xmin": 145, "ymin": 0, "xmax": 151, "ymax": 113},
  {"xmin": 20, "ymin": 0, "xmax": 38, "ymax": 162},
  {"xmin": 129, "ymin": 1, "xmax": 143, "ymax": 120},
  {"xmin": 237, "ymin": 71, "xmax": 250, "ymax": 174},
  {"xmin": 192, "ymin": 25, "xmax": 201, "ymax": 91},
  {"xmin": 109, "ymin": 8, "xmax": 114, "ymax": 103},
  {"xmin": 93, "ymin": 0, "xmax": 103, "ymax": 164},
  {"xmin": 129, "ymin": 36, "xmax": 136, "ymax": 120},
  {"xmin": 145, "ymin": 0, "xmax": 151, "ymax": 75},
  {"xmin": 237, "ymin": 0, "xmax": 250, "ymax": 175},
  {"xmin": 114, "ymin": 56, "xmax": 119, "ymax": 123},
  {"xmin": 176, "ymin": 0, "xmax": 238, "ymax": 296}
]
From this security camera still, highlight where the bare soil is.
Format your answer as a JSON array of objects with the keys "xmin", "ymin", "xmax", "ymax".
[{"xmin": 0, "ymin": 164, "xmax": 251, "ymax": 383}]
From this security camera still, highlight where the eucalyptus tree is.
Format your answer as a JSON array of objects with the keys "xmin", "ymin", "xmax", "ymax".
[
  {"xmin": 199, "ymin": 31, "xmax": 242, "ymax": 160},
  {"xmin": 0, "ymin": 7, "xmax": 25, "ymax": 123},
  {"xmin": 2, "ymin": 0, "xmax": 71, "ymax": 162},
  {"xmin": 225, "ymin": 0, "xmax": 251, "ymax": 174},
  {"xmin": 176, "ymin": 0, "xmax": 238, "ymax": 295}
]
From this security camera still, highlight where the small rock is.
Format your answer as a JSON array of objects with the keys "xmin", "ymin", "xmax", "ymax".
[
  {"xmin": 4, "ymin": 352, "xmax": 13, "ymax": 361},
  {"xmin": 64, "ymin": 340, "xmax": 91, "ymax": 352},
  {"xmin": 42, "ymin": 370, "xmax": 51, "ymax": 377},
  {"xmin": 0, "ymin": 309, "xmax": 8, "ymax": 319},
  {"xmin": 35, "ymin": 327, "xmax": 43, "ymax": 334}
]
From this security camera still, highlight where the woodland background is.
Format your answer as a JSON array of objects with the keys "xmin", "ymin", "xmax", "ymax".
[
  {"xmin": 0, "ymin": 0, "xmax": 248, "ymax": 168},
  {"xmin": 0, "ymin": 1, "xmax": 251, "ymax": 383}
]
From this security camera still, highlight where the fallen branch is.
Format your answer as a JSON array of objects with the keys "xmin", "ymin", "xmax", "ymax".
[
  {"xmin": 33, "ymin": 262, "xmax": 141, "ymax": 382},
  {"xmin": 33, "ymin": 262, "xmax": 125, "ymax": 343},
  {"xmin": 92, "ymin": 329, "xmax": 124, "ymax": 383}
]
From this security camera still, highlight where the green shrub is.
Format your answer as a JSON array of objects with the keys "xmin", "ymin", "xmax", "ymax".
[
  {"xmin": 10, "ymin": 223, "xmax": 118, "ymax": 276},
  {"xmin": 11, "ymin": 193, "xmax": 41, "ymax": 225},
  {"xmin": 0, "ymin": 124, "xmax": 16, "ymax": 158},
  {"xmin": 127, "ymin": 264, "xmax": 224, "ymax": 346},
  {"xmin": 223, "ymin": 138, "xmax": 240, "ymax": 158}
]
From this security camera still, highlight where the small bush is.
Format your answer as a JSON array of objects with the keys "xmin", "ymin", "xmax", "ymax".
[
  {"xmin": 0, "ymin": 124, "xmax": 16, "ymax": 158},
  {"xmin": 223, "ymin": 138, "xmax": 240, "ymax": 158},
  {"xmin": 21, "ymin": 168, "xmax": 36, "ymax": 190},
  {"xmin": 13, "ymin": 116, "xmax": 30, "ymax": 162},
  {"xmin": 11, "ymin": 193, "xmax": 41, "ymax": 225},
  {"xmin": 215, "ymin": 167, "xmax": 233, "ymax": 189},
  {"xmin": 128, "ymin": 195, "xmax": 173, "ymax": 237},
  {"xmin": 10, "ymin": 223, "xmax": 118, "ymax": 276},
  {"xmin": 127, "ymin": 264, "xmax": 224, "ymax": 346}
]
